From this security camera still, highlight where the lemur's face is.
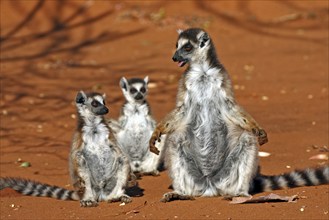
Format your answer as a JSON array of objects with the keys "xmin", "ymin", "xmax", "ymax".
[
  {"xmin": 120, "ymin": 76, "xmax": 149, "ymax": 103},
  {"xmin": 172, "ymin": 28, "xmax": 210, "ymax": 67},
  {"xmin": 76, "ymin": 91, "xmax": 108, "ymax": 116}
]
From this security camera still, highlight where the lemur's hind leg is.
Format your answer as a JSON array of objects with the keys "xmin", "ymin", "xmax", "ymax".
[
  {"xmin": 104, "ymin": 157, "xmax": 132, "ymax": 204},
  {"xmin": 160, "ymin": 135, "xmax": 198, "ymax": 202},
  {"xmin": 75, "ymin": 154, "xmax": 98, "ymax": 207},
  {"xmin": 212, "ymin": 132, "xmax": 258, "ymax": 197}
]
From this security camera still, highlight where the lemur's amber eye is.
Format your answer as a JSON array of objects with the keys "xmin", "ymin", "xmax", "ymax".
[
  {"xmin": 91, "ymin": 100, "xmax": 99, "ymax": 107},
  {"xmin": 130, "ymin": 88, "xmax": 137, "ymax": 94},
  {"xmin": 140, "ymin": 87, "xmax": 146, "ymax": 93},
  {"xmin": 184, "ymin": 44, "xmax": 192, "ymax": 52}
]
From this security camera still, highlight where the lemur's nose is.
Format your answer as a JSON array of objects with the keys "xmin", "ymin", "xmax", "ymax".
[
  {"xmin": 172, "ymin": 51, "xmax": 180, "ymax": 62},
  {"xmin": 101, "ymin": 107, "xmax": 109, "ymax": 115},
  {"xmin": 135, "ymin": 93, "xmax": 143, "ymax": 100}
]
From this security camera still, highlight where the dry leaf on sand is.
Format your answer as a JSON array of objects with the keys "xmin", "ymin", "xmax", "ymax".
[
  {"xmin": 230, "ymin": 193, "xmax": 298, "ymax": 204},
  {"xmin": 309, "ymin": 154, "xmax": 328, "ymax": 160}
]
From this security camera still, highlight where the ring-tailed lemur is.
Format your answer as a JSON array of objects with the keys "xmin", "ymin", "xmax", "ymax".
[
  {"xmin": 0, "ymin": 91, "xmax": 134, "ymax": 207},
  {"xmin": 149, "ymin": 28, "xmax": 329, "ymax": 202},
  {"xmin": 111, "ymin": 76, "xmax": 164, "ymax": 176}
]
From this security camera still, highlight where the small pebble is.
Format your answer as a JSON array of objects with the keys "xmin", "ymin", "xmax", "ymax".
[
  {"xmin": 20, "ymin": 162, "xmax": 31, "ymax": 167},
  {"xmin": 258, "ymin": 151, "xmax": 271, "ymax": 157},
  {"xmin": 243, "ymin": 64, "xmax": 254, "ymax": 73},
  {"xmin": 261, "ymin": 96, "xmax": 269, "ymax": 101}
]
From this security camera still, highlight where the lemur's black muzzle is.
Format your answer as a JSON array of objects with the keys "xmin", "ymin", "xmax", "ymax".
[
  {"xmin": 135, "ymin": 93, "xmax": 143, "ymax": 100},
  {"xmin": 172, "ymin": 51, "xmax": 182, "ymax": 62},
  {"xmin": 172, "ymin": 51, "xmax": 188, "ymax": 67},
  {"xmin": 97, "ymin": 106, "xmax": 109, "ymax": 115}
]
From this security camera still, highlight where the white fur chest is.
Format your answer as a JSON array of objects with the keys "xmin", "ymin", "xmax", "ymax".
[
  {"xmin": 183, "ymin": 64, "xmax": 227, "ymax": 156},
  {"xmin": 122, "ymin": 103, "xmax": 153, "ymax": 131},
  {"xmin": 185, "ymin": 64, "xmax": 223, "ymax": 105},
  {"xmin": 82, "ymin": 122, "xmax": 110, "ymax": 155}
]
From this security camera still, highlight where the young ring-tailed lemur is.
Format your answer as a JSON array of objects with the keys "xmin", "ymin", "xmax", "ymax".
[
  {"xmin": 112, "ymin": 76, "xmax": 164, "ymax": 176},
  {"xmin": 0, "ymin": 91, "xmax": 134, "ymax": 207},
  {"xmin": 149, "ymin": 28, "xmax": 329, "ymax": 202}
]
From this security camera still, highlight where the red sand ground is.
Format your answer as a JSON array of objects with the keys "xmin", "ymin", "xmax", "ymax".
[{"xmin": 1, "ymin": 1, "xmax": 328, "ymax": 219}]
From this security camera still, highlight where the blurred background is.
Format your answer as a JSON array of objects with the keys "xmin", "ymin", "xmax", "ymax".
[{"xmin": 0, "ymin": 1, "xmax": 328, "ymax": 219}]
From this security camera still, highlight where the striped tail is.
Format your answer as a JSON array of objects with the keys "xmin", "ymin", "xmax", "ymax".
[
  {"xmin": 249, "ymin": 165, "xmax": 329, "ymax": 194},
  {"xmin": 0, "ymin": 177, "xmax": 80, "ymax": 201}
]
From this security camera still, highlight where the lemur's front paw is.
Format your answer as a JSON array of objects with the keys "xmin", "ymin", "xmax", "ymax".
[
  {"xmin": 149, "ymin": 130, "xmax": 161, "ymax": 155},
  {"xmin": 252, "ymin": 128, "xmax": 268, "ymax": 145},
  {"xmin": 80, "ymin": 199, "xmax": 98, "ymax": 207}
]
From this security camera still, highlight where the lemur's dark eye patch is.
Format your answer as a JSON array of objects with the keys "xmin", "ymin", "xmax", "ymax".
[
  {"xmin": 140, "ymin": 87, "xmax": 146, "ymax": 93},
  {"xmin": 130, "ymin": 88, "xmax": 137, "ymax": 94},
  {"xmin": 184, "ymin": 43, "xmax": 193, "ymax": 52},
  {"xmin": 91, "ymin": 100, "xmax": 100, "ymax": 107}
]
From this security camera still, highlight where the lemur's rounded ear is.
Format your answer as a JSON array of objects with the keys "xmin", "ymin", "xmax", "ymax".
[
  {"xmin": 102, "ymin": 93, "xmax": 106, "ymax": 99},
  {"xmin": 120, "ymin": 77, "xmax": 128, "ymax": 91},
  {"xmin": 144, "ymin": 76, "xmax": 149, "ymax": 84},
  {"xmin": 198, "ymin": 32, "xmax": 209, "ymax": 48},
  {"xmin": 177, "ymin": 29, "xmax": 183, "ymax": 34},
  {"xmin": 76, "ymin": 91, "xmax": 86, "ymax": 104}
]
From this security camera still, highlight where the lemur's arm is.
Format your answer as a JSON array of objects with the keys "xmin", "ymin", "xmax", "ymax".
[
  {"xmin": 149, "ymin": 105, "xmax": 184, "ymax": 154},
  {"xmin": 150, "ymin": 77, "xmax": 186, "ymax": 154},
  {"xmin": 220, "ymin": 81, "xmax": 268, "ymax": 145},
  {"xmin": 226, "ymin": 103, "xmax": 268, "ymax": 145}
]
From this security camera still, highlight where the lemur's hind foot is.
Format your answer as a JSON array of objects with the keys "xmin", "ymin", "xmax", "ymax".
[
  {"xmin": 107, "ymin": 194, "xmax": 132, "ymax": 204},
  {"xmin": 80, "ymin": 199, "xmax": 98, "ymax": 207},
  {"xmin": 160, "ymin": 192, "xmax": 195, "ymax": 203}
]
